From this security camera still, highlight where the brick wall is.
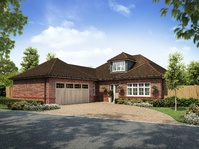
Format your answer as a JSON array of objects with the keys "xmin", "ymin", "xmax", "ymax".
[
  {"xmin": 97, "ymin": 78, "xmax": 165, "ymax": 102},
  {"xmin": 12, "ymin": 79, "xmax": 45, "ymax": 102},
  {"xmin": 12, "ymin": 78, "xmax": 96, "ymax": 104}
]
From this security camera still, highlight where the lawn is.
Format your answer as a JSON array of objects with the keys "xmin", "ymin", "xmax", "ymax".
[
  {"xmin": 151, "ymin": 107, "xmax": 187, "ymax": 122},
  {"xmin": 0, "ymin": 104, "xmax": 8, "ymax": 110}
]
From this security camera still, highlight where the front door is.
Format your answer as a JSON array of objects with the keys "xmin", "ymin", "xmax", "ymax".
[{"xmin": 110, "ymin": 84, "xmax": 119, "ymax": 102}]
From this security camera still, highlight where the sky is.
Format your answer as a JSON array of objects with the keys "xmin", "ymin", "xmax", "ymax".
[{"xmin": 11, "ymin": 0, "xmax": 198, "ymax": 69}]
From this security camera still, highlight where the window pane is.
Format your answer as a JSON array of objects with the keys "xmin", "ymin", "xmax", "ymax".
[
  {"xmin": 133, "ymin": 88, "xmax": 137, "ymax": 95},
  {"xmin": 139, "ymin": 88, "xmax": 144, "ymax": 95},
  {"xmin": 82, "ymin": 84, "xmax": 88, "ymax": 89},
  {"xmin": 133, "ymin": 83, "xmax": 137, "ymax": 87},
  {"xmin": 75, "ymin": 84, "xmax": 81, "ymax": 89},
  {"xmin": 145, "ymin": 83, "xmax": 150, "ymax": 87},
  {"xmin": 66, "ymin": 84, "xmax": 73, "ymax": 88},
  {"xmin": 127, "ymin": 88, "xmax": 132, "ymax": 95},
  {"xmin": 112, "ymin": 61, "xmax": 125, "ymax": 72},
  {"xmin": 145, "ymin": 88, "xmax": 150, "ymax": 95},
  {"xmin": 56, "ymin": 83, "xmax": 64, "ymax": 88},
  {"xmin": 127, "ymin": 84, "xmax": 132, "ymax": 87},
  {"xmin": 139, "ymin": 83, "xmax": 144, "ymax": 87}
]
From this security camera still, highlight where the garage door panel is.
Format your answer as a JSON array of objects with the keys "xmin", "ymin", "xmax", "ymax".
[{"xmin": 56, "ymin": 83, "xmax": 89, "ymax": 105}]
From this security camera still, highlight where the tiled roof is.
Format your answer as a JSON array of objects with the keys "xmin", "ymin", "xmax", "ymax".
[
  {"xmin": 95, "ymin": 53, "xmax": 166, "ymax": 80},
  {"xmin": 11, "ymin": 52, "xmax": 166, "ymax": 81},
  {"xmin": 11, "ymin": 58, "xmax": 97, "ymax": 80},
  {"xmin": 108, "ymin": 52, "xmax": 136, "ymax": 62}
]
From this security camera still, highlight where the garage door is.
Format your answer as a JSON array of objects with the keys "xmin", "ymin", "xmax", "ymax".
[{"xmin": 55, "ymin": 83, "xmax": 89, "ymax": 105}]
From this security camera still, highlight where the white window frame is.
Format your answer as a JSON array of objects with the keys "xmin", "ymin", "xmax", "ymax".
[
  {"xmin": 112, "ymin": 61, "xmax": 125, "ymax": 72},
  {"xmin": 127, "ymin": 82, "xmax": 151, "ymax": 97}
]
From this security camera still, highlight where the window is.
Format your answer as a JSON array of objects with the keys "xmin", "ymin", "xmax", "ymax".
[
  {"xmin": 112, "ymin": 61, "xmax": 125, "ymax": 72},
  {"xmin": 56, "ymin": 83, "xmax": 65, "ymax": 88},
  {"xmin": 66, "ymin": 84, "xmax": 73, "ymax": 88},
  {"xmin": 74, "ymin": 84, "xmax": 81, "ymax": 89},
  {"xmin": 127, "ymin": 83, "xmax": 150, "ymax": 96},
  {"xmin": 82, "ymin": 84, "xmax": 88, "ymax": 89}
]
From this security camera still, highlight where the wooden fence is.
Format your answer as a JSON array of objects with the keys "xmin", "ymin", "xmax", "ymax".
[
  {"xmin": 6, "ymin": 86, "xmax": 13, "ymax": 98},
  {"xmin": 165, "ymin": 85, "xmax": 199, "ymax": 99}
]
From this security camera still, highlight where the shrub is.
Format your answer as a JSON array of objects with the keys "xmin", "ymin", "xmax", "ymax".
[
  {"xmin": 23, "ymin": 104, "xmax": 61, "ymax": 111},
  {"xmin": 186, "ymin": 104, "xmax": 199, "ymax": 115},
  {"xmin": 0, "ymin": 97, "xmax": 44, "ymax": 108},
  {"xmin": 133, "ymin": 102, "xmax": 153, "ymax": 107},
  {"xmin": 152, "ymin": 97, "xmax": 199, "ymax": 107},
  {"xmin": 10, "ymin": 101, "xmax": 29, "ymax": 110},
  {"xmin": 183, "ymin": 113, "xmax": 199, "ymax": 125}
]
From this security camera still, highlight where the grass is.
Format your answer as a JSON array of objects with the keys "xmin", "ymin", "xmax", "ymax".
[
  {"xmin": 151, "ymin": 107, "xmax": 187, "ymax": 122},
  {"xmin": 0, "ymin": 104, "xmax": 8, "ymax": 110}
]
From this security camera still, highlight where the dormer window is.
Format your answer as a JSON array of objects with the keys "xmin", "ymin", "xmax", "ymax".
[{"xmin": 112, "ymin": 61, "xmax": 125, "ymax": 72}]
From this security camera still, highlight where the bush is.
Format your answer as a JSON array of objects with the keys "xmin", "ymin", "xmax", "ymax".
[
  {"xmin": 186, "ymin": 104, "xmax": 199, "ymax": 115},
  {"xmin": 10, "ymin": 101, "xmax": 28, "ymax": 110},
  {"xmin": 23, "ymin": 104, "xmax": 61, "ymax": 111},
  {"xmin": 115, "ymin": 98, "xmax": 153, "ymax": 107},
  {"xmin": 183, "ymin": 113, "xmax": 199, "ymax": 125},
  {"xmin": 133, "ymin": 102, "xmax": 153, "ymax": 107},
  {"xmin": 152, "ymin": 97, "xmax": 199, "ymax": 107},
  {"xmin": 0, "ymin": 97, "xmax": 44, "ymax": 108}
]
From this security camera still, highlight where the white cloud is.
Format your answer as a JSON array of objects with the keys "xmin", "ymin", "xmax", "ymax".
[
  {"xmin": 56, "ymin": 48, "xmax": 114, "ymax": 67},
  {"xmin": 109, "ymin": 0, "xmax": 135, "ymax": 16},
  {"xmin": 31, "ymin": 22, "xmax": 105, "ymax": 49},
  {"xmin": 168, "ymin": 46, "xmax": 191, "ymax": 55}
]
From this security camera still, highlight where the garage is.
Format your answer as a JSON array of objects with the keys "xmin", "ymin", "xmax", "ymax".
[{"xmin": 55, "ymin": 82, "xmax": 89, "ymax": 105}]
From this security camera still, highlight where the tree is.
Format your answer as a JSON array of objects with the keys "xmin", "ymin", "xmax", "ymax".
[
  {"xmin": 164, "ymin": 52, "xmax": 186, "ymax": 111},
  {"xmin": 20, "ymin": 47, "xmax": 39, "ymax": 71},
  {"xmin": 153, "ymin": 0, "xmax": 199, "ymax": 47},
  {"xmin": 187, "ymin": 61, "xmax": 199, "ymax": 85},
  {"xmin": 46, "ymin": 52, "xmax": 56, "ymax": 61},
  {"xmin": 0, "ymin": 0, "xmax": 28, "ymax": 59},
  {"xmin": 0, "ymin": 58, "xmax": 18, "ymax": 87}
]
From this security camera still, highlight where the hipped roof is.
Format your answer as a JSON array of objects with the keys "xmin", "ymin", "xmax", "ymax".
[{"xmin": 11, "ymin": 52, "xmax": 166, "ymax": 81}]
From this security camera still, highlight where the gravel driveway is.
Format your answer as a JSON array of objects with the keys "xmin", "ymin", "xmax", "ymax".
[{"xmin": 41, "ymin": 102, "xmax": 179, "ymax": 124}]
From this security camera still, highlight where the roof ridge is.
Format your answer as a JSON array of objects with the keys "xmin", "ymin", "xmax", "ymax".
[
  {"xmin": 47, "ymin": 58, "xmax": 58, "ymax": 75},
  {"xmin": 68, "ymin": 64, "xmax": 97, "ymax": 79}
]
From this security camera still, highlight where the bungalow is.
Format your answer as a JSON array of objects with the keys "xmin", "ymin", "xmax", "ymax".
[{"xmin": 10, "ymin": 52, "xmax": 166, "ymax": 104}]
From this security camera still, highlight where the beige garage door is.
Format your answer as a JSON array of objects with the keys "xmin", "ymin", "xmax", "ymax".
[{"xmin": 55, "ymin": 83, "xmax": 89, "ymax": 105}]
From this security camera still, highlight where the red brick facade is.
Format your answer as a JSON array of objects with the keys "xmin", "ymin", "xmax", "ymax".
[
  {"xmin": 12, "ymin": 78, "xmax": 96, "ymax": 104},
  {"xmin": 97, "ymin": 78, "xmax": 165, "ymax": 102}
]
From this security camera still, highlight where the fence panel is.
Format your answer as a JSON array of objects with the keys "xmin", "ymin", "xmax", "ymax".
[
  {"xmin": 6, "ymin": 86, "xmax": 13, "ymax": 98},
  {"xmin": 165, "ymin": 85, "xmax": 199, "ymax": 99}
]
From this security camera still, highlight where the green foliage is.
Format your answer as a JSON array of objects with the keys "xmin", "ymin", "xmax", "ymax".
[
  {"xmin": 0, "ymin": 58, "xmax": 18, "ymax": 87},
  {"xmin": 186, "ymin": 61, "xmax": 199, "ymax": 85},
  {"xmin": 164, "ymin": 52, "xmax": 186, "ymax": 111},
  {"xmin": 153, "ymin": 0, "xmax": 199, "ymax": 47},
  {"xmin": 20, "ymin": 47, "xmax": 39, "ymax": 71},
  {"xmin": 186, "ymin": 104, "xmax": 199, "ymax": 115},
  {"xmin": 0, "ymin": 0, "xmax": 28, "ymax": 59},
  {"xmin": 152, "ymin": 97, "xmax": 199, "ymax": 107},
  {"xmin": 107, "ymin": 90, "xmax": 113, "ymax": 97},
  {"xmin": 10, "ymin": 100, "xmax": 28, "ymax": 110},
  {"xmin": 46, "ymin": 52, "xmax": 56, "ymax": 61},
  {"xmin": 164, "ymin": 52, "xmax": 186, "ymax": 90},
  {"xmin": 0, "ymin": 97, "xmax": 44, "ymax": 108}
]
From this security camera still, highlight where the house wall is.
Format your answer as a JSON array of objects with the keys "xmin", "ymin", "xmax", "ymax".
[
  {"xmin": 12, "ymin": 78, "xmax": 96, "ymax": 104},
  {"xmin": 12, "ymin": 79, "xmax": 45, "ymax": 102},
  {"xmin": 97, "ymin": 78, "xmax": 165, "ymax": 102}
]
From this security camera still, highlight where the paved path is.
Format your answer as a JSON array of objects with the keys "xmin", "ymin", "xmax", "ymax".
[
  {"xmin": 42, "ymin": 102, "xmax": 179, "ymax": 124},
  {"xmin": 0, "ymin": 110, "xmax": 199, "ymax": 149}
]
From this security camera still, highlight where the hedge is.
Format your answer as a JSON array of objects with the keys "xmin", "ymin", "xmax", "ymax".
[
  {"xmin": 115, "ymin": 97, "xmax": 199, "ymax": 107},
  {"xmin": 0, "ymin": 97, "xmax": 44, "ymax": 106}
]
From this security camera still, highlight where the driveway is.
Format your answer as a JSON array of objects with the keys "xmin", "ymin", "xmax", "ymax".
[
  {"xmin": 0, "ymin": 110, "xmax": 198, "ymax": 149},
  {"xmin": 41, "ymin": 102, "xmax": 178, "ymax": 124}
]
